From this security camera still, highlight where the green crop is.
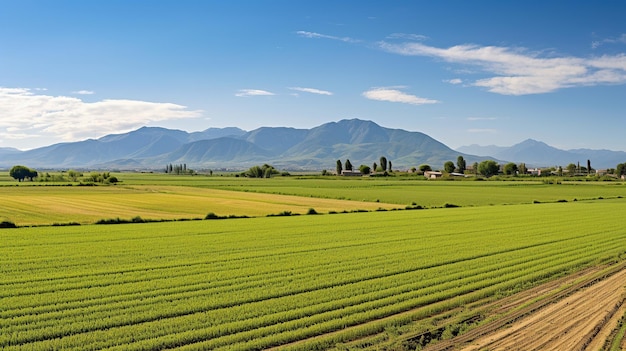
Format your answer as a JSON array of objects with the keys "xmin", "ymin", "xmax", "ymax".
[{"xmin": 1, "ymin": 199, "xmax": 625, "ymax": 350}]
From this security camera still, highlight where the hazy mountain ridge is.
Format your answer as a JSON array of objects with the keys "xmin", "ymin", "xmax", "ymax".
[
  {"xmin": 1, "ymin": 119, "xmax": 623, "ymax": 170},
  {"xmin": 457, "ymin": 139, "xmax": 626, "ymax": 169}
]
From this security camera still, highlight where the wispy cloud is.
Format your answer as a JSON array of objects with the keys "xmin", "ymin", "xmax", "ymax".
[
  {"xmin": 289, "ymin": 87, "xmax": 333, "ymax": 96},
  {"xmin": 296, "ymin": 31, "xmax": 359, "ymax": 43},
  {"xmin": 445, "ymin": 78, "xmax": 463, "ymax": 85},
  {"xmin": 235, "ymin": 89, "xmax": 275, "ymax": 97},
  {"xmin": 592, "ymin": 33, "xmax": 626, "ymax": 49},
  {"xmin": 72, "ymin": 90, "xmax": 94, "ymax": 95},
  {"xmin": 387, "ymin": 33, "xmax": 428, "ymax": 41},
  {"xmin": 379, "ymin": 41, "xmax": 626, "ymax": 95},
  {"xmin": 362, "ymin": 87, "xmax": 439, "ymax": 105},
  {"xmin": 0, "ymin": 87, "xmax": 202, "ymax": 142}
]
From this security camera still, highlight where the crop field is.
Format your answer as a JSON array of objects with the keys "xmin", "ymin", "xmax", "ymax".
[
  {"xmin": 0, "ymin": 184, "xmax": 399, "ymax": 226},
  {"xmin": 120, "ymin": 173, "xmax": 626, "ymax": 207},
  {"xmin": 2, "ymin": 198, "xmax": 626, "ymax": 350},
  {"xmin": 2, "ymin": 172, "xmax": 625, "ymax": 226}
]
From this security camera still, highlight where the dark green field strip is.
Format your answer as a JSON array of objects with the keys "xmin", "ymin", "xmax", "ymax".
[
  {"xmin": 105, "ymin": 249, "xmax": 607, "ymax": 351},
  {"xmin": 2, "ymin": 231, "xmax": 622, "ymax": 349},
  {"xmin": 2, "ymin": 215, "xmax": 604, "ymax": 315},
  {"xmin": 1, "ymin": 246, "xmax": 596, "ymax": 350}
]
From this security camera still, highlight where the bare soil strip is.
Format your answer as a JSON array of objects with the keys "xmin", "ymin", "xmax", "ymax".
[{"xmin": 427, "ymin": 262, "xmax": 626, "ymax": 351}]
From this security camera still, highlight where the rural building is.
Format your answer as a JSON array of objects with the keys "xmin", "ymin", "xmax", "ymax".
[
  {"xmin": 341, "ymin": 170, "xmax": 362, "ymax": 176},
  {"xmin": 424, "ymin": 171, "xmax": 443, "ymax": 179}
]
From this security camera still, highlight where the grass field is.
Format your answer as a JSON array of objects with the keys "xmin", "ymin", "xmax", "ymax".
[
  {"xmin": 1, "ymin": 172, "xmax": 625, "ymax": 349},
  {"xmin": 2, "ymin": 199, "xmax": 626, "ymax": 350},
  {"xmin": 2, "ymin": 172, "xmax": 625, "ymax": 226}
]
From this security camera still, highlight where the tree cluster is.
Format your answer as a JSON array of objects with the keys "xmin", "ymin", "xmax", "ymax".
[
  {"xmin": 243, "ymin": 164, "xmax": 279, "ymax": 178},
  {"xmin": 165, "ymin": 163, "xmax": 194, "ymax": 175},
  {"xmin": 335, "ymin": 156, "xmax": 393, "ymax": 176},
  {"xmin": 86, "ymin": 172, "xmax": 118, "ymax": 184},
  {"xmin": 9, "ymin": 165, "xmax": 38, "ymax": 182}
]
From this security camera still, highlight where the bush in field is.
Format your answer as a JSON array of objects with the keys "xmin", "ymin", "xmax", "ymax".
[
  {"xmin": 205, "ymin": 212, "xmax": 226, "ymax": 220},
  {"xmin": 0, "ymin": 220, "xmax": 17, "ymax": 228},
  {"xmin": 245, "ymin": 164, "xmax": 279, "ymax": 178}
]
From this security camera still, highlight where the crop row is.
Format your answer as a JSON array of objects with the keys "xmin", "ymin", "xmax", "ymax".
[{"xmin": 2, "ymin": 201, "xmax": 626, "ymax": 350}]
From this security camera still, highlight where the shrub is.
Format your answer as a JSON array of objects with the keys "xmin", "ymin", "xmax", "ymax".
[
  {"xmin": 0, "ymin": 220, "xmax": 17, "ymax": 228},
  {"xmin": 307, "ymin": 208, "xmax": 318, "ymax": 215}
]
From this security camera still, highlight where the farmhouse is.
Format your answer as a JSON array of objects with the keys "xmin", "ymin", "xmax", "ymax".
[
  {"xmin": 424, "ymin": 171, "xmax": 443, "ymax": 179},
  {"xmin": 341, "ymin": 170, "xmax": 362, "ymax": 176}
]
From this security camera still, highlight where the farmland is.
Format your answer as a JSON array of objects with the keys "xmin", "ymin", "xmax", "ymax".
[
  {"xmin": 2, "ymin": 172, "xmax": 626, "ymax": 226},
  {"xmin": 1, "ymin": 173, "xmax": 626, "ymax": 350}
]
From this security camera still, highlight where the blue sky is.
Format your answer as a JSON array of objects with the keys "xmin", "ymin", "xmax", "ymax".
[{"xmin": 1, "ymin": 1, "xmax": 626, "ymax": 151}]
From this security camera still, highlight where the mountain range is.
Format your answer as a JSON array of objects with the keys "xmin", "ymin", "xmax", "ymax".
[
  {"xmin": 0, "ymin": 119, "xmax": 624, "ymax": 170},
  {"xmin": 456, "ymin": 139, "xmax": 626, "ymax": 170}
]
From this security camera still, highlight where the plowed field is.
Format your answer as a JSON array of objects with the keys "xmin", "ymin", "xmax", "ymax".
[{"xmin": 429, "ymin": 264, "xmax": 626, "ymax": 351}]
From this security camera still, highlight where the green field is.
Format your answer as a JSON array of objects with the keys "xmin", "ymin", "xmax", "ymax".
[
  {"xmin": 1, "ymin": 173, "xmax": 625, "ymax": 349},
  {"xmin": 2, "ymin": 172, "xmax": 625, "ymax": 226},
  {"xmin": 2, "ymin": 197, "xmax": 626, "ymax": 350}
]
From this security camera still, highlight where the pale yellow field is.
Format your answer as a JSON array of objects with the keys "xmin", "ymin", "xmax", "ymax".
[{"xmin": 0, "ymin": 185, "xmax": 399, "ymax": 226}]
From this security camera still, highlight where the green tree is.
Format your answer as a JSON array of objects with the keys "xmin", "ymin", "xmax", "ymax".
[
  {"xmin": 418, "ymin": 164, "xmax": 432, "ymax": 173},
  {"xmin": 456, "ymin": 156, "xmax": 466, "ymax": 174},
  {"xmin": 379, "ymin": 156, "xmax": 388, "ymax": 172},
  {"xmin": 478, "ymin": 160, "xmax": 499, "ymax": 177},
  {"xmin": 616, "ymin": 163, "xmax": 626, "ymax": 177},
  {"xmin": 9, "ymin": 165, "xmax": 36, "ymax": 182},
  {"xmin": 345, "ymin": 159, "xmax": 353, "ymax": 171},
  {"xmin": 67, "ymin": 170, "xmax": 81, "ymax": 182},
  {"xmin": 587, "ymin": 159, "xmax": 592, "ymax": 175},
  {"xmin": 519, "ymin": 163, "xmax": 527, "ymax": 175},
  {"xmin": 372, "ymin": 162, "xmax": 377, "ymax": 173},
  {"xmin": 359, "ymin": 165, "xmax": 371, "ymax": 175},
  {"xmin": 472, "ymin": 162, "xmax": 479, "ymax": 175},
  {"xmin": 246, "ymin": 165, "xmax": 264, "ymax": 178},
  {"xmin": 336, "ymin": 160, "xmax": 343, "ymax": 175},
  {"xmin": 388, "ymin": 161, "xmax": 392, "ymax": 172},
  {"xmin": 444, "ymin": 161, "xmax": 455, "ymax": 173},
  {"xmin": 566, "ymin": 163, "xmax": 577, "ymax": 176},
  {"xmin": 503, "ymin": 162, "xmax": 518, "ymax": 175}
]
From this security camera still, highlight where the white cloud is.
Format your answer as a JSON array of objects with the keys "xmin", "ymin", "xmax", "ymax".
[
  {"xmin": 0, "ymin": 87, "xmax": 202, "ymax": 142},
  {"xmin": 445, "ymin": 78, "xmax": 463, "ymax": 85},
  {"xmin": 72, "ymin": 90, "xmax": 95, "ymax": 95},
  {"xmin": 235, "ymin": 89, "xmax": 275, "ymax": 97},
  {"xmin": 296, "ymin": 31, "xmax": 359, "ymax": 43},
  {"xmin": 379, "ymin": 41, "xmax": 626, "ymax": 95},
  {"xmin": 289, "ymin": 87, "xmax": 333, "ymax": 95},
  {"xmin": 362, "ymin": 87, "xmax": 439, "ymax": 105}
]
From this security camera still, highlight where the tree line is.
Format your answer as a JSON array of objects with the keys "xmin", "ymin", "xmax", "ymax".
[
  {"xmin": 8, "ymin": 165, "xmax": 119, "ymax": 184},
  {"xmin": 335, "ymin": 156, "xmax": 393, "ymax": 175}
]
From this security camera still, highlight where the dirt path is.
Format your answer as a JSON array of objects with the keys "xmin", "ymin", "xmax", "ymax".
[{"xmin": 455, "ymin": 266, "xmax": 626, "ymax": 351}]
